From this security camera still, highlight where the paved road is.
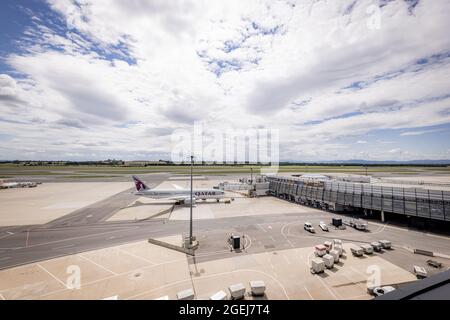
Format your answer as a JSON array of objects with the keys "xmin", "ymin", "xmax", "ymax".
[
  {"xmin": 0, "ymin": 173, "xmax": 168, "ymax": 235},
  {"xmin": 1, "ymin": 207, "xmax": 449, "ymax": 272}
]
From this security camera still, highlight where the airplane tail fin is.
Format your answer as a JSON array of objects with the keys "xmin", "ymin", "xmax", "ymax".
[{"xmin": 132, "ymin": 176, "xmax": 149, "ymax": 191}]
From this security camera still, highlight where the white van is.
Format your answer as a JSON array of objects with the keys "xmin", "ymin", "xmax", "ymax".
[{"xmin": 304, "ymin": 222, "xmax": 315, "ymax": 233}]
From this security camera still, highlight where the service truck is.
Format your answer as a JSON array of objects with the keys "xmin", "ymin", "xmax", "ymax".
[
  {"xmin": 344, "ymin": 218, "xmax": 368, "ymax": 231},
  {"xmin": 349, "ymin": 244, "xmax": 364, "ymax": 257}
]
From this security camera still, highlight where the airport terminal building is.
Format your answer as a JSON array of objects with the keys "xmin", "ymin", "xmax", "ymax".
[{"xmin": 267, "ymin": 176, "xmax": 450, "ymax": 223}]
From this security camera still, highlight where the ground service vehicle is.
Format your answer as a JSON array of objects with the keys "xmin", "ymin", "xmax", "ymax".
[
  {"xmin": 371, "ymin": 241, "xmax": 382, "ymax": 252},
  {"xmin": 372, "ymin": 286, "xmax": 396, "ymax": 297},
  {"xmin": 319, "ymin": 221, "xmax": 329, "ymax": 231},
  {"xmin": 349, "ymin": 244, "xmax": 363, "ymax": 257},
  {"xmin": 304, "ymin": 222, "xmax": 315, "ymax": 233}
]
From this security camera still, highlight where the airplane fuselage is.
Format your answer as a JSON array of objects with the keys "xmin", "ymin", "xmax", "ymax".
[{"xmin": 136, "ymin": 188, "xmax": 225, "ymax": 199}]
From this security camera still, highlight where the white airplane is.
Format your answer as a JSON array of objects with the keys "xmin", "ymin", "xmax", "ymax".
[{"xmin": 132, "ymin": 176, "xmax": 225, "ymax": 204}]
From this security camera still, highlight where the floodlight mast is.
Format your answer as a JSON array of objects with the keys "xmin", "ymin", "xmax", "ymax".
[{"xmin": 189, "ymin": 155, "xmax": 193, "ymax": 245}]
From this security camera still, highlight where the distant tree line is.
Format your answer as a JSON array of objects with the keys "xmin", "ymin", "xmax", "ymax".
[{"xmin": 0, "ymin": 160, "xmax": 448, "ymax": 167}]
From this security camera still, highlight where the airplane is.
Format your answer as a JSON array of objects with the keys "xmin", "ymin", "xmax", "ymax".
[{"xmin": 131, "ymin": 175, "xmax": 225, "ymax": 204}]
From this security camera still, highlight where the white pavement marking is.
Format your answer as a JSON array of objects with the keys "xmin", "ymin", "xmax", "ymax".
[
  {"xmin": 0, "ymin": 232, "xmax": 15, "ymax": 240},
  {"xmin": 369, "ymin": 223, "xmax": 388, "ymax": 235},
  {"xmin": 52, "ymin": 244, "xmax": 75, "ymax": 251},
  {"xmin": 126, "ymin": 268, "xmax": 290, "ymax": 300},
  {"xmin": 37, "ymin": 263, "xmax": 68, "ymax": 289},
  {"xmin": 265, "ymin": 252, "xmax": 276, "ymax": 271},
  {"xmin": 187, "ymin": 249, "xmax": 231, "ymax": 259},
  {"xmin": 256, "ymin": 224, "xmax": 267, "ymax": 233},
  {"xmin": 25, "ymin": 230, "xmax": 30, "ymax": 247},
  {"xmin": 348, "ymin": 294, "xmax": 370, "ymax": 300},
  {"xmin": 0, "ymin": 226, "xmax": 139, "ymax": 250},
  {"xmin": 117, "ymin": 248, "xmax": 156, "ymax": 265},
  {"xmin": 304, "ymin": 286, "xmax": 314, "ymax": 300},
  {"xmin": 340, "ymin": 269, "xmax": 369, "ymax": 294},
  {"xmin": 395, "ymin": 247, "xmax": 418, "ymax": 258},
  {"xmin": 368, "ymin": 221, "xmax": 418, "ymax": 234},
  {"xmin": 317, "ymin": 276, "xmax": 339, "ymax": 300},
  {"xmin": 425, "ymin": 233, "xmax": 450, "ymax": 241},
  {"xmin": 0, "ymin": 293, "xmax": 5, "ymax": 300},
  {"xmin": 77, "ymin": 254, "xmax": 118, "ymax": 276},
  {"xmin": 40, "ymin": 275, "xmax": 118, "ymax": 299},
  {"xmin": 434, "ymin": 252, "xmax": 450, "ymax": 259},
  {"xmin": 19, "ymin": 242, "xmax": 289, "ymax": 300},
  {"xmin": 0, "ymin": 236, "xmax": 149, "ymax": 269},
  {"xmin": 281, "ymin": 233, "xmax": 295, "ymax": 248},
  {"xmin": 243, "ymin": 234, "xmax": 252, "ymax": 251}
]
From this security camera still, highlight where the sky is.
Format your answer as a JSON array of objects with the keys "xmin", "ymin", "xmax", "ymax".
[{"xmin": 0, "ymin": 0, "xmax": 450, "ymax": 161}]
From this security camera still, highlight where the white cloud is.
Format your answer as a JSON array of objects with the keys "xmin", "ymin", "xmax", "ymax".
[
  {"xmin": 400, "ymin": 128, "xmax": 445, "ymax": 136},
  {"xmin": 1, "ymin": 0, "xmax": 450, "ymax": 160}
]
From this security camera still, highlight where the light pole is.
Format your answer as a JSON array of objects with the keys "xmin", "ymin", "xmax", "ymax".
[{"xmin": 189, "ymin": 155, "xmax": 193, "ymax": 245}]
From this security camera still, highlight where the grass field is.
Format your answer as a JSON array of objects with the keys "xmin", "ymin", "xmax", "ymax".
[{"xmin": 0, "ymin": 164, "xmax": 449, "ymax": 179}]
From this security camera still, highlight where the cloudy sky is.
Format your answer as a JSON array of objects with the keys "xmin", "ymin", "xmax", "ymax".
[{"xmin": 1, "ymin": 0, "xmax": 450, "ymax": 161}]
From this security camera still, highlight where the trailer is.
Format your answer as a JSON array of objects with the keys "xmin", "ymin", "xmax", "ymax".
[
  {"xmin": 311, "ymin": 258, "xmax": 325, "ymax": 274},
  {"xmin": 360, "ymin": 244, "xmax": 374, "ymax": 254},
  {"xmin": 344, "ymin": 218, "xmax": 368, "ymax": 231},
  {"xmin": 210, "ymin": 290, "xmax": 228, "ymax": 300},
  {"xmin": 426, "ymin": 260, "xmax": 443, "ymax": 269},
  {"xmin": 334, "ymin": 244, "xmax": 343, "ymax": 257},
  {"xmin": 229, "ymin": 283, "xmax": 246, "ymax": 300},
  {"xmin": 324, "ymin": 241, "xmax": 332, "ymax": 253},
  {"xmin": 314, "ymin": 244, "xmax": 327, "ymax": 257},
  {"xmin": 329, "ymin": 249, "xmax": 340, "ymax": 263},
  {"xmin": 249, "ymin": 281, "xmax": 266, "ymax": 296},
  {"xmin": 371, "ymin": 241, "xmax": 382, "ymax": 252},
  {"xmin": 379, "ymin": 240, "xmax": 391, "ymax": 249},
  {"xmin": 349, "ymin": 244, "xmax": 364, "ymax": 257},
  {"xmin": 354, "ymin": 220, "xmax": 368, "ymax": 230},
  {"xmin": 322, "ymin": 254, "xmax": 334, "ymax": 269},
  {"xmin": 177, "ymin": 288, "xmax": 195, "ymax": 300}
]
